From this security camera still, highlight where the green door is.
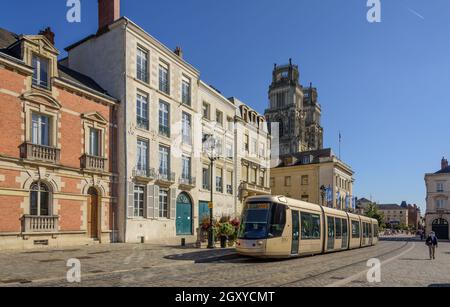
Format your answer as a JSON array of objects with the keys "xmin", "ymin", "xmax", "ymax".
[
  {"xmin": 176, "ymin": 193, "xmax": 193, "ymax": 236},
  {"xmin": 199, "ymin": 201, "xmax": 210, "ymax": 226}
]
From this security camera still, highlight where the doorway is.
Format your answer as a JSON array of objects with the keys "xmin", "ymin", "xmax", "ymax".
[
  {"xmin": 87, "ymin": 187, "xmax": 99, "ymax": 239},
  {"xmin": 176, "ymin": 193, "xmax": 193, "ymax": 236},
  {"xmin": 432, "ymin": 219, "xmax": 449, "ymax": 240}
]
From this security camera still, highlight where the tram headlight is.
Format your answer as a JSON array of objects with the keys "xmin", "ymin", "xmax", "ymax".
[{"xmin": 257, "ymin": 241, "xmax": 264, "ymax": 246}]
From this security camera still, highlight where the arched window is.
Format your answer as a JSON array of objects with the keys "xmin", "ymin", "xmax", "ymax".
[{"xmin": 30, "ymin": 181, "xmax": 51, "ymax": 216}]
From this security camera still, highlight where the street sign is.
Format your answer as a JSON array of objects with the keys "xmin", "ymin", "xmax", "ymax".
[{"xmin": 208, "ymin": 202, "xmax": 213, "ymax": 209}]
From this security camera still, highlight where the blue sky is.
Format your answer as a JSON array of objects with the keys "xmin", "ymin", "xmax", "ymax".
[{"xmin": 2, "ymin": 0, "xmax": 449, "ymax": 211}]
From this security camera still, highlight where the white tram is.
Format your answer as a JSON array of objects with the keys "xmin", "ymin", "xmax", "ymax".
[{"xmin": 236, "ymin": 195, "xmax": 379, "ymax": 258}]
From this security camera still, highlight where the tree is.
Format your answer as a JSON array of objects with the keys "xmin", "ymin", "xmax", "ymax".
[{"xmin": 364, "ymin": 203, "xmax": 385, "ymax": 228}]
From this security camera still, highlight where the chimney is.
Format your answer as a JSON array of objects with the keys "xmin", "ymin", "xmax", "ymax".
[
  {"xmin": 174, "ymin": 46, "xmax": 183, "ymax": 59},
  {"xmin": 442, "ymin": 157, "xmax": 449, "ymax": 170},
  {"xmin": 98, "ymin": 0, "xmax": 120, "ymax": 31},
  {"xmin": 39, "ymin": 27, "xmax": 55, "ymax": 45}
]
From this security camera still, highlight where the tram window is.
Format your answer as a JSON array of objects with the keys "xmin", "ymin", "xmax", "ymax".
[
  {"xmin": 238, "ymin": 203, "xmax": 271, "ymax": 240},
  {"xmin": 336, "ymin": 218, "xmax": 342, "ymax": 239},
  {"xmin": 301, "ymin": 212, "xmax": 321, "ymax": 240},
  {"xmin": 351, "ymin": 221, "xmax": 360, "ymax": 238},
  {"xmin": 268, "ymin": 203, "xmax": 286, "ymax": 238},
  {"xmin": 374, "ymin": 224, "xmax": 379, "ymax": 237}
]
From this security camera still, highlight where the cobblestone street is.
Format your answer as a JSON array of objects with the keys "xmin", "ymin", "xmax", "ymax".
[{"xmin": 0, "ymin": 238, "xmax": 448, "ymax": 287}]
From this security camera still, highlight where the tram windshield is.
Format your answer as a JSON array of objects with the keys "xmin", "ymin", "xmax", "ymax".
[{"xmin": 238, "ymin": 202, "xmax": 286, "ymax": 240}]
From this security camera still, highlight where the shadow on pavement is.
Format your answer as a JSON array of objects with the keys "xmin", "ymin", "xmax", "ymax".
[
  {"xmin": 429, "ymin": 284, "xmax": 450, "ymax": 288},
  {"xmin": 164, "ymin": 249, "xmax": 286, "ymax": 264}
]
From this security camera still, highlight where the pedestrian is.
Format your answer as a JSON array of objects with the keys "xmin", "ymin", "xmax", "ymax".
[{"xmin": 425, "ymin": 232, "xmax": 438, "ymax": 260}]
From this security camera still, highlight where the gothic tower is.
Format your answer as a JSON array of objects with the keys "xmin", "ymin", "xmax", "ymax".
[{"xmin": 265, "ymin": 59, "xmax": 323, "ymax": 156}]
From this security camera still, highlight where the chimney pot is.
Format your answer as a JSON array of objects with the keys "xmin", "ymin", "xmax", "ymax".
[
  {"xmin": 442, "ymin": 157, "xmax": 449, "ymax": 170},
  {"xmin": 174, "ymin": 46, "xmax": 183, "ymax": 58},
  {"xmin": 98, "ymin": 0, "xmax": 120, "ymax": 31},
  {"xmin": 39, "ymin": 27, "xmax": 55, "ymax": 45}
]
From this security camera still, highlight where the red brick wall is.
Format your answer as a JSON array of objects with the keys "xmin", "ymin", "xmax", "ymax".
[
  {"xmin": 58, "ymin": 199, "xmax": 83, "ymax": 231},
  {"xmin": 0, "ymin": 69, "xmax": 26, "ymax": 159},
  {"xmin": 60, "ymin": 177, "xmax": 81, "ymax": 194},
  {"xmin": 0, "ymin": 195, "xmax": 23, "ymax": 232},
  {"xmin": 0, "ymin": 169, "xmax": 21, "ymax": 189}
]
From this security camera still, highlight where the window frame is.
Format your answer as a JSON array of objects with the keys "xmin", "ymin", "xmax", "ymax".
[
  {"xmin": 30, "ymin": 181, "xmax": 52, "ymax": 217},
  {"xmin": 32, "ymin": 54, "xmax": 50, "ymax": 89},
  {"xmin": 159, "ymin": 189, "xmax": 169, "ymax": 219},
  {"xmin": 136, "ymin": 47, "xmax": 149, "ymax": 83}
]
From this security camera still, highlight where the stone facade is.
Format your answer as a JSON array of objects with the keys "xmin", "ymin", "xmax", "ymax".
[
  {"xmin": 377, "ymin": 204, "xmax": 409, "ymax": 227},
  {"xmin": 0, "ymin": 29, "xmax": 118, "ymax": 250},
  {"xmin": 425, "ymin": 157, "xmax": 450, "ymax": 239},
  {"xmin": 270, "ymin": 149, "xmax": 353, "ymax": 209}
]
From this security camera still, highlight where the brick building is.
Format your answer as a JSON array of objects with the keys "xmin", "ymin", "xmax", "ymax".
[{"xmin": 0, "ymin": 27, "xmax": 118, "ymax": 249}]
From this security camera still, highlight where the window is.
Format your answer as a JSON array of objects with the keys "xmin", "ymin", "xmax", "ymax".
[
  {"xmin": 226, "ymin": 143, "xmax": 233, "ymax": 159},
  {"xmin": 31, "ymin": 113, "xmax": 50, "ymax": 146},
  {"xmin": 259, "ymin": 143, "xmax": 265, "ymax": 158},
  {"xmin": 302, "ymin": 156, "xmax": 310, "ymax": 164},
  {"xmin": 244, "ymin": 135, "xmax": 249, "ymax": 152},
  {"xmin": 136, "ymin": 93, "xmax": 149, "ymax": 130},
  {"xmin": 301, "ymin": 212, "xmax": 321, "ymax": 240},
  {"xmin": 227, "ymin": 117, "xmax": 234, "ymax": 132},
  {"xmin": 30, "ymin": 181, "xmax": 51, "ymax": 216},
  {"xmin": 182, "ymin": 155, "xmax": 191, "ymax": 180},
  {"xmin": 32, "ymin": 55, "xmax": 49, "ymax": 88},
  {"xmin": 134, "ymin": 185, "xmax": 145, "ymax": 218},
  {"xmin": 251, "ymin": 168, "xmax": 257, "ymax": 184},
  {"xmin": 351, "ymin": 220, "xmax": 360, "ymax": 238},
  {"xmin": 301, "ymin": 195, "xmax": 309, "ymax": 202},
  {"xmin": 437, "ymin": 183, "xmax": 444, "ymax": 193},
  {"xmin": 181, "ymin": 76, "xmax": 191, "ymax": 105},
  {"xmin": 251, "ymin": 139, "xmax": 257, "ymax": 155},
  {"xmin": 136, "ymin": 47, "xmax": 149, "ymax": 83},
  {"xmin": 216, "ymin": 168, "xmax": 223, "ymax": 193},
  {"xmin": 159, "ymin": 145, "xmax": 170, "ymax": 178},
  {"xmin": 242, "ymin": 165, "xmax": 248, "ymax": 182},
  {"xmin": 335, "ymin": 218, "xmax": 342, "ymax": 239},
  {"xmin": 285, "ymin": 176, "xmax": 291, "ymax": 187},
  {"xmin": 202, "ymin": 102, "xmax": 211, "ymax": 120},
  {"xmin": 301, "ymin": 175, "xmax": 309, "ymax": 186},
  {"xmin": 202, "ymin": 166, "xmax": 210, "ymax": 190},
  {"xmin": 182, "ymin": 112, "xmax": 192, "ymax": 145},
  {"xmin": 137, "ymin": 139, "xmax": 149, "ymax": 173},
  {"xmin": 89, "ymin": 128, "xmax": 101, "ymax": 157},
  {"xmin": 159, "ymin": 62, "xmax": 170, "ymax": 94},
  {"xmin": 159, "ymin": 189, "xmax": 169, "ymax": 218},
  {"xmin": 226, "ymin": 170, "xmax": 233, "ymax": 194},
  {"xmin": 259, "ymin": 171, "xmax": 265, "ymax": 187},
  {"xmin": 216, "ymin": 110, "xmax": 223, "ymax": 126},
  {"xmin": 436, "ymin": 199, "xmax": 445, "ymax": 209},
  {"xmin": 159, "ymin": 101, "xmax": 170, "ymax": 137}
]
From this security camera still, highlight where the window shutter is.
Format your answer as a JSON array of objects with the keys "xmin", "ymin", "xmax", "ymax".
[
  {"xmin": 127, "ymin": 182, "xmax": 135, "ymax": 218},
  {"xmin": 153, "ymin": 185, "xmax": 160, "ymax": 219},
  {"xmin": 146, "ymin": 185, "xmax": 154, "ymax": 219},
  {"xmin": 170, "ymin": 188, "xmax": 177, "ymax": 220}
]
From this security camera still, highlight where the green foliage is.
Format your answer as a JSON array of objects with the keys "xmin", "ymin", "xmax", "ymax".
[{"xmin": 364, "ymin": 203, "xmax": 385, "ymax": 227}]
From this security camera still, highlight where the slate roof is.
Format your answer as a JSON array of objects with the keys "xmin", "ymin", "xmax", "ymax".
[
  {"xmin": 276, "ymin": 148, "xmax": 333, "ymax": 168},
  {"xmin": 435, "ymin": 166, "xmax": 450, "ymax": 174},
  {"xmin": 377, "ymin": 204, "xmax": 402, "ymax": 210}
]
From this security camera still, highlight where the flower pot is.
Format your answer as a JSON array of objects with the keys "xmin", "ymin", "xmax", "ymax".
[{"xmin": 220, "ymin": 236, "xmax": 227, "ymax": 248}]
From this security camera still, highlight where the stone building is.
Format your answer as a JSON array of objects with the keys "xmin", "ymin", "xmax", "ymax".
[
  {"xmin": 376, "ymin": 204, "xmax": 409, "ymax": 227},
  {"xmin": 0, "ymin": 27, "xmax": 118, "ymax": 250},
  {"xmin": 62, "ymin": 0, "xmax": 271, "ymax": 244},
  {"xmin": 265, "ymin": 59, "xmax": 323, "ymax": 156},
  {"xmin": 270, "ymin": 149, "xmax": 354, "ymax": 209},
  {"xmin": 425, "ymin": 157, "xmax": 450, "ymax": 239}
]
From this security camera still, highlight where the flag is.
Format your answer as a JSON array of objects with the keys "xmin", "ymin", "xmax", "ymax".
[{"xmin": 345, "ymin": 194, "xmax": 349, "ymax": 210}]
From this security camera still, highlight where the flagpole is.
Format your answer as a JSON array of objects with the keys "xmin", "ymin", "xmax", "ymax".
[{"xmin": 339, "ymin": 131, "xmax": 341, "ymax": 160}]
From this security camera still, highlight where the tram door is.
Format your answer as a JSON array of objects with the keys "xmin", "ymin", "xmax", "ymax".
[
  {"xmin": 342, "ymin": 220, "xmax": 348, "ymax": 249},
  {"xmin": 327, "ymin": 216, "xmax": 335, "ymax": 251},
  {"xmin": 291, "ymin": 211, "xmax": 300, "ymax": 255}
]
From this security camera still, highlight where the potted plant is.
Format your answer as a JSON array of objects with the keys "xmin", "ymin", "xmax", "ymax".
[{"xmin": 218, "ymin": 222, "xmax": 235, "ymax": 248}]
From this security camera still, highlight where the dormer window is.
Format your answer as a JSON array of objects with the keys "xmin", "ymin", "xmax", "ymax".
[{"xmin": 32, "ymin": 55, "xmax": 49, "ymax": 89}]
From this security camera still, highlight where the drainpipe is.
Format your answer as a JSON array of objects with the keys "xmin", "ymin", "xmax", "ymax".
[{"xmin": 122, "ymin": 19, "xmax": 129, "ymax": 243}]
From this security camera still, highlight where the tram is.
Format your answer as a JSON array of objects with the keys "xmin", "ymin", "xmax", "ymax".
[{"xmin": 236, "ymin": 195, "xmax": 379, "ymax": 258}]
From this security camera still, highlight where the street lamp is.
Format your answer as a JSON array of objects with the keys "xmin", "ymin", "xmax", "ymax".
[
  {"xmin": 205, "ymin": 134, "xmax": 220, "ymax": 249},
  {"xmin": 320, "ymin": 185, "xmax": 326, "ymax": 207}
]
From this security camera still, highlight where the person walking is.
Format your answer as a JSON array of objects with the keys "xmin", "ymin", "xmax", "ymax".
[{"xmin": 425, "ymin": 232, "xmax": 438, "ymax": 260}]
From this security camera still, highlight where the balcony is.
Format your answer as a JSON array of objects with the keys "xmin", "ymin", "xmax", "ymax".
[
  {"xmin": 179, "ymin": 176, "xmax": 196, "ymax": 189},
  {"xmin": 156, "ymin": 171, "xmax": 176, "ymax": 186},
  {"xmin": 21, "ymin": 142, "xmax": 60, "ymax": 164},
  {"xmin": 21, "ymin": 215, "xmax": 59, "ymax": 233},
  {"xmin": 136, "ymin": 117, "xmax": 149, "ymax": 130},
  {"xmin": 242, "ymin": 182, "xmax": 271, "ymax": 194},
  {"xmin": 133, "ymin": 167, "xmax": 156, "ymax": 181},
  {"xmin": 81, "ymin": 154, "xmax": 107, "ymax": 172}
]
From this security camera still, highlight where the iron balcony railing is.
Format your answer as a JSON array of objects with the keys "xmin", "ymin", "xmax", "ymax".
[
  {"xmin": 81, "ymin": 154, "xmax": 107, "ymax": 172},
  {"xmin": 21, "ymin": 215, "xmax": 59, "ymax": 233},
  {"xmin": 179, "ymin": 176, "xmax": 196, "ymax": 187},
  {"xmin": 133, "ymin": 167, "xmax": 156, "ymax": 180},
  {"xmin": 157, "ymin": 171, "xmax": 176, "ymax": 183},
  {"xmin": 21, "ymin": 142, "xmax": 60, "ymax": 164},
  {"xmin": 159, "ymin": 125, "xmax": 170, "ymax": 137},
  {"xmin": 136, "ymin": 116, "xmax": 149, "ymax": 130}
]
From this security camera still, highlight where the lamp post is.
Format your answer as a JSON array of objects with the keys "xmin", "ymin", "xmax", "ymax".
[
  {"xmin": 205, "ymin": 135, "xmax": 219, "ymax": 249},
  {"xmin": 320, "ymin": 185, "xmax": 326, "ymax": 207}
]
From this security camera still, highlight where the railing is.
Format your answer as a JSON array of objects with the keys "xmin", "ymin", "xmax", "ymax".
[
  {"xmin": 242, "ymin": 182, "xmax": 271, "ymax": 193},
  {"xmin": 81, "ymin": 154, "xmax": 107, "ymax": 172},
  {"xmin": 159, "ymin": 125, "xmax": 170, "ymax": 137},
  {"xmin": 179, "ymin": 176, "xmax": 196, "ymax": 187},
  {"xmin": 133, "ymin": 167, "xmax": 156, "ymax": 180},
  {"xmin": 21, "ymin": 215, "xmax": 59, "ymax": 233},
  {"xmin": 157, "ymin": 171, "xmax": 176, "ymax": 183},
  {"xmin": 21, "ymin": 143, "xmax": 60, "ymax": 163},
  {"xmin": 136, "ymin": 116, "xmax": 149, "ymax": 130}
]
